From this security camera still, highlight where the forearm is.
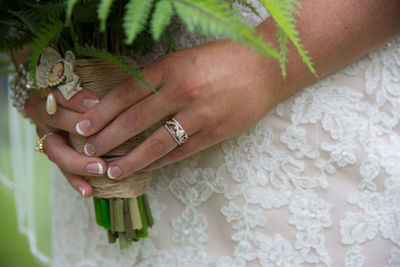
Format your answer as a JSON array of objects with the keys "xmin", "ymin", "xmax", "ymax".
[{"xmin": 256, "ymin": 0, "xmax": 400, "ymax": 107}]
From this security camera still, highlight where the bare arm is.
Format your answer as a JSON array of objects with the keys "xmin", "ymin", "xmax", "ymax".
[{"xmin": 256, "ymin": 0, "xmax": 400, "ymax": 109}]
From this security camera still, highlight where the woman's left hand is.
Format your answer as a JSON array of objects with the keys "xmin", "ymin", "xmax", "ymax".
[{"xmin": 74, "ymin": 39, "xmax": 278, "ymax": 179}]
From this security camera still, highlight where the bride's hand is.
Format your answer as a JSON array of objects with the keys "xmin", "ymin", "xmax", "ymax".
[
  {"xmin": 25, "ymin": 89, "xmax": 106, "ymax": 196},
  {"xmin": 74, "ymin": 0, "xmax": 400, "ymax": 181},
  {"xmin": 75, "ymin": 39, "xmax": 279, "ymax": 179}
]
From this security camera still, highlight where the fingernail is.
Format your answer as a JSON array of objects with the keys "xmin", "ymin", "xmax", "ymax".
[
  {"xmin": 84, "ymin": 143, "xmax": 96, "ymax": 156},
  {"xmin": 78, "ymin": 186, "xmax": 86, "ymax": 197},
  {"xmin": 86, "ymin": 162, "xmax": 104, "ymax": 175},
  {"xmin": 83, "ymin": 98, "xmax": 99, "ymax": 109},
  {"xmin": 76, "ymin": 119, "xmax": 91, "ymax": 135},
  {"xmin": 107, "ymin": 166, "xmax": 123, "ymax": 179}
]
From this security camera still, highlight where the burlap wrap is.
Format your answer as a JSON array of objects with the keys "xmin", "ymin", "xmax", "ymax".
[{"xmin": 69, "ymin": 59, "xmax": 151, "ymax": 198}]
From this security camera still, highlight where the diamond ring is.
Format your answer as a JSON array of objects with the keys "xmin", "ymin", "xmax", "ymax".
[{"xmin": 164, "ymin": 118, "xmax": 188, "ymax": 145}]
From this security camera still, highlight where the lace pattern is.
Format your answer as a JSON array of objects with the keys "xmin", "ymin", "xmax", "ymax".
[{"xmin": 51, "ymin": 3, "xmax": 400, "ymax": 266}]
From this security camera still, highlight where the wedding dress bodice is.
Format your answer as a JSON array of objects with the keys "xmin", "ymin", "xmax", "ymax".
[{"xmin": 51, "ymin": 2, "xmax": 400, "ymax": 266}]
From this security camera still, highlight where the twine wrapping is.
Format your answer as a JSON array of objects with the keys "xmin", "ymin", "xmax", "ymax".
[{"xmin": 68, "ymin": 59, "xmax": 151, "ymax": 198}]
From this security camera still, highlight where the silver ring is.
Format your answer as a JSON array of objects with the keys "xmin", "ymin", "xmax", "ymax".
[{"xmin": 164, "ymin": 118, "xmax": 188, "ymax": 145}]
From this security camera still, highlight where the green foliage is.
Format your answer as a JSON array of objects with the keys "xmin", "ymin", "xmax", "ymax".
[
  {"xmin": 2, "ymin": 0, "xmax": 314, "ymax": 85},
  {"xmin": 27, "ymin": 18, "xmax": 64, "ymax": 95},
  {"xmin": 172, "ymin": 0, "xmax": 279, "ymax": 59},
  {"xmin": 65, "ymin": 0, "xmax": 80, "ymax": 25},
  {"xmin": 123, "ymin": 0, "xmax": 155, "ymax": 44},
  {"xmin": 277, "ymin": 27, "xmax": 288, "ymax": 77},
  {"xmin": 74, "ymin": 44, "xmax": 156, "ymax": 93},
  {"xmin": 71, "ymin": 1, "xmax": 100, "ymax": 24},
  {"xmin": 26, "ymin": 0, "xmax": 66, "ymax": 17},
  {"xmin": 0, "ymin": 1, "xmax": 66, "ymax": 53},
  {"xmin": 0, "ymin": 10, "xmax": 32, "ymax": 53},
  {"xmin": 261, "ymin": 0, "xmax": 316, "ymax": 75},
  {"xmin": 237, "ymin": 0, "xmax": 262, "ymax": 19},
  {"xmin": 98, "ymin": 0, "xmax": 116, "ymax": 31},
  {"xmin": 6, "ymin": 10, "xmax": 41, "ymax": 34},
  {"xmin": 151, "ymin": 0, "xmax": 174, "ymax": 41}
]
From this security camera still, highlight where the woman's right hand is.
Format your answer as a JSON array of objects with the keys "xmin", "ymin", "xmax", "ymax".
[{"xmin": 24, "ymin": 88, "xmax": 105, "ymax": 197}]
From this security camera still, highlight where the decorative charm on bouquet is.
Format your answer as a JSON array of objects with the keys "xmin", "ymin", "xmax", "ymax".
[{"xmin": 29, "ymin": 47, "xmax": 82, "ymax": 115}]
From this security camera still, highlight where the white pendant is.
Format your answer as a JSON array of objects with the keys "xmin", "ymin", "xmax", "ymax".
[{"xmin": 46, "ymin": 93, "xmax": 57, "ymax": 115}]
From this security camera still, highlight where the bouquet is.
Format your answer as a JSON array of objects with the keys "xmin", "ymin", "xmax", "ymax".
[{"xmin": 1, "ymin": 0, "xmax": 314, "ymax": 250}]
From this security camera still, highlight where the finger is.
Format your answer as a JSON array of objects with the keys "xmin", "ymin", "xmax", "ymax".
[
  {"xmin": 29, "ymin": 88, "xmax": 99, "ymax": 113},
  {"xmin": 60, "ymin": 170, "xmax": 94, "ymax": 198},
  {"xmin": 52, "ymin": 89, "xmax": 99, "ymax": 112},
  {"xmin": 83, "ymin": 93, "xmax": 175, "ymax": 156},
  {"xmin": 39, "ymin": 131, "xmax": 106, "ymax": 177},
  {"xmin": 26, "ymin": 94, "xmax": 84, "ymax": 133},
  {"xmin": 105, "ymin": 113, "xmax": 199, "ymax": 179},
  {"xmin": 75, "ymin": 67, "xmax": 165, "ymax": 136},
  {"xmin": 36, "ymin": 123, "xmax": 57, "ymax": 137},
  {"xmin": 142, "ymin": 131, "xmax": 209, "ymax": 171}
]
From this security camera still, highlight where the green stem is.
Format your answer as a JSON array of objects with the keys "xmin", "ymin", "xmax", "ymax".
[
  {"xmin": 142, "ymin": 194, "xmax": 154, "ymax": 227},
  {"xmin": 136, "ymin": 196, "xmax": 148, "ymax": 238},
  {"xmin": 112, "ymin": 198, "xmax": 125, "ymax": 232},
  {"xmin": 128, "ymin": 198, "xmax": 142, "ymax": 230},
  {"xmin": 99, "ymin": 198, "xmax": 111, "ymax": 229},
  {"xmin": 118, "ymin": 232, "xmax": 132, "ymax": 250},
  {"xmin": 93, "ymin": 197, "xmax": 103, "ymax": 227}
]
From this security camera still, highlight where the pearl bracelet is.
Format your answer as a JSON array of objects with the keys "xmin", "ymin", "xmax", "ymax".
[{"xmin": 9, "ymin": 62, "xmax": 31, "ymax": 117}]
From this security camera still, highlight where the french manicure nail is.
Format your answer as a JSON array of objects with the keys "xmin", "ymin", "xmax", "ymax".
[
  {"xmin": 83, "ymin": 98, "xmax": 99, "ymax": 109},
  {"xmin": 86, "ymin": 162, "xmax": 104, "ymax": 175},
  {"xmin": 76, "ymin": 119, "xmax": 91, "ymax": 135},
  {"xmin": 107, "ymin": 166, "xmax": 123, "ymax": 179},
  {"xmin": 78, "ymin": 186, "xmax": 86, "ymax": 197},
  {"xmin": 84, "ymin": 143, "xmax": 96, "ymax": 156}
]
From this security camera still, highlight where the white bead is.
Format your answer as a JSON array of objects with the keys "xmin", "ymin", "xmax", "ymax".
[{"xmin": 46, "ymin": 93, "xmax": 57, "ymax": 115}]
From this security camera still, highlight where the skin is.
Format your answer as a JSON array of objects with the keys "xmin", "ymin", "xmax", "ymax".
[{"xmin": 25, "ymin": 0, "xmax": 400, "ymax": 197}]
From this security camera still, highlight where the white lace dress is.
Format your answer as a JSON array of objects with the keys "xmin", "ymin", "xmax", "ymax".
[{"xmin": 50, "ymin": 4, "xmax": 400, "ymax": 267}]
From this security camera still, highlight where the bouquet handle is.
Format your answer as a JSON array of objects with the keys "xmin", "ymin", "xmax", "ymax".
[{"xmin": 68, "ymin": 59, "xmax": 154, "ymax": 249}]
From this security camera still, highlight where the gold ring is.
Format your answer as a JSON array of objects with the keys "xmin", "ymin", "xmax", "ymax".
[{"xmin": 34, "ymin": 132, "xmax": 55, "ymax": 154}]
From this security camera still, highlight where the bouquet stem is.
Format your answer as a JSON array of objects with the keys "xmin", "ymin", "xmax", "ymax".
[{"xmin": 93, "ymin": 195, "xmax": 153, "ymax": 248}]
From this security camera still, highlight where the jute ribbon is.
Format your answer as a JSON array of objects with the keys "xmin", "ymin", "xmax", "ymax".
[{"xmin": 68, "ymin": 59, "xmax": 151, "ymax": 198}]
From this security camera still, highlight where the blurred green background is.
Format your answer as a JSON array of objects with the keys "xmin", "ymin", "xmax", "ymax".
[{"xmin": 0, "ymin": 74, "xmax": 51, "ymax": 267}]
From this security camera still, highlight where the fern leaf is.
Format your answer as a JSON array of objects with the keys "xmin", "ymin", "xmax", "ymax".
[
  {"xmin": 74, "ymin": 44, "xmax": 157, "ymax": 93},
  {"xmin": 27, "ymin": 1, "xmax": 66, "ymax": 18},
  {"xmin": 260, "ymin": 0, "xmax": 315, "ymax": 75},
  {"xmin": 123, "ymin": 0, "xmax": 155, "ymax": 44},
  {"xmin": 6, "ymin": 10, "xmax": 41, "ymax": 34},
  {"xmin": 71, "ymin": 1, "xmax": 100, "ymax": 24},
  {"xmin": 151, "ymin": 0, "xmax": 174, "ymax": 41},
  {"xmin": 65, "ymin": 0, "xmax": 79, "ymax": 25},
  {"xmin": 28, "ymin": 19, "xmax": 64, "ymax": 95},
  {"xmin": 98, "ymin": 0, "xmax": 116, "ymax": 32},
  {"xmin": 0, "ymin": 21, "xmax": 31, "ymax": 53},
  {"xmin": 277, "ymin": 27, "xmax": 288, "ymax": 77},
  {"xmin": 172, "ymin": 0, "xmax": 279, "ymax": 59},
  {"xmin": 237, "ymin": 0, "xmax": 262, "ymax": 19}
]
